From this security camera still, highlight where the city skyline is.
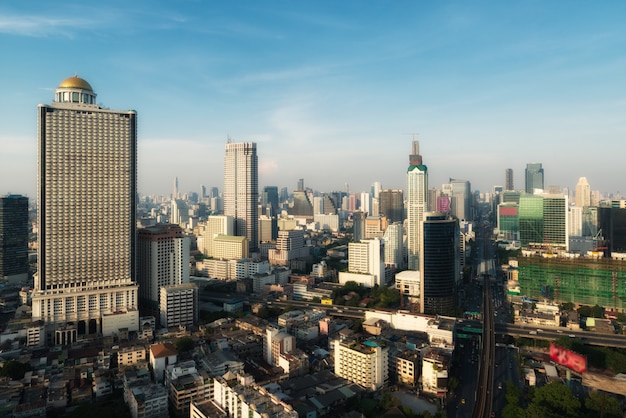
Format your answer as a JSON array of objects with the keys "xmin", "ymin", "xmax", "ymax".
[{"xmin": 1, "ymin": 2, "xmax": 626, "ymax": 198}]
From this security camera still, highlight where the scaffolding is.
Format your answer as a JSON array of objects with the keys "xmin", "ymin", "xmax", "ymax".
[{"xmin": 518, "ymin": 256, "xmax": 626, "ymax": 311}]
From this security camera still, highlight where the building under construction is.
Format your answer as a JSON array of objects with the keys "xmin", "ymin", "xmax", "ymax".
[{"xmin": 518, "ymin": 255, "xmax": 626, "ymax": 312}]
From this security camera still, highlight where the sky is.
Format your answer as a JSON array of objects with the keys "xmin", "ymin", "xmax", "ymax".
[{"xmin": 1, "ymin": 1, "xmax": 625, "ymax": 199}]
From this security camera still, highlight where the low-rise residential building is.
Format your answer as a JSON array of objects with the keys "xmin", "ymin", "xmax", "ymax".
[
  {"xmin": 118, "ymin": 345, "xmax": 148, "ymax": 367},
  {"xmin": 421, "ymin": 348, "xmax": 450, "ymax": 397},
  {"xmin": 149, "ymin": 342, "xmax": 178, "ymax": 383},
  {"xmin": 165, "ymin": 360, "xmax": 213, "ymax": 416},
  {"xmin": 213, "ymin": 374, "xmax": 298, "ymax": 418},
  {"xmin": 333, "ymin": 338, "xmax": 388, "ymax": 390}
]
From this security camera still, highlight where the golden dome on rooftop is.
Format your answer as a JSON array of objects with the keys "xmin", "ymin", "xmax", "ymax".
[{"xmin": 58, "ymin": 75, "xmax": 93, "ymax": 91}]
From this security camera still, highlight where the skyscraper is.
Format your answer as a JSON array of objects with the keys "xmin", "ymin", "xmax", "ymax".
[
  {"xmin": 525, "ymin": 163, "xmax": 544, "ymax": 194},
  {"xmin": 449, "ymin": 179, "xmax": 471, "ymax": 221},
  {"xmin": 407, "ymin": 141, "xmax": 428, "ymax": 270},
  {"xmin": 0, "ymin": 195, "xmax": 29, "ymax": 282},
  {"xmin": 379, "ymin": 189, "xmax": 404, "ymax": 223},
  {"xmin": 575, "ymin": 177, "xmax": 591, "ymax": 208},
  {"xmin": 505, "ymin": 168, "xmax": 514, "ymax": 191},
  {"xmin": 224, "ymin": 141, "xmax": 258, "ymax": 253},
  {"xmin": 262, "ymin": 186, "xmax": 279, "ymax": 216},
  {"xmin": 33, "ymin": 76, "xmax": 139, "ymax": 343},
  {"xmin": 420, "ymin": 212, "xmax": 459, "ymax": 316}
]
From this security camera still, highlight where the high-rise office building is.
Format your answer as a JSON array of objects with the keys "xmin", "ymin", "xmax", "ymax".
[
  {"xmin": 224, "ymin": 141, "xmax": 258, "ymax": 253},
  {"xmin": 33, "ymin": 76, "xmax": 139, "ymax": 343},
  {"xmin": 137, "ymin": 224, "xmax": 190, "ymax": 320},
  {"xmin": 407, "ymin": 141, "xmax": 428, "ymax": 270},
  {"xmin": 525, "ymin": 163, "xmax": 544, "ymax": 194},
  {"xmin": 262, "ymin": 186, "xmax": 279, "ymax": 215},
  {"xmin": 518, "ymin": 193, "xmax": 568, "ymax": 251},
  {"xmin": 420, "ymin": 212, "xmax": 459, "ymax": 316},
  {"xmin": 575, "ymin": 177, "xmax": 591, "ymax": 208},
  {"xmin": 505, "ymin": 168, "xmax": 514, "ymax": 191},
  {"xmin": 598, "ymin": 207, "xmax": 626, "ymax": 256},
  {"xmin": 371, "ymin": 181, "xmax": 382, "ymax": 200},
  {"xmin": 0, "ymin": 195, "xmax": 29, "ymax": 282},
  {"xmin": 383, "ymin": 222, "xmax": 405, "ymax": 269},
  {"xmin": 449, "ymin": 179, "xmax": 471, "ymax": 221},
  {"xmin": 297, "ymin": 178, "xmax": 304, "ymax": 191},
  {"xmin": 173, "ymin": 176, "xmax": 179, "ymax": 199},
  {"xmin": 379, "ymin": 189, "xmax": 404, "ymax": 223}
]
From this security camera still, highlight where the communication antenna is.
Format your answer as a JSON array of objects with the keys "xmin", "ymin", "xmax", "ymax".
[
  {"xmin": 227, "ymin": 134, "xmax": 232, "ymax": 144},
  {"xmin": 403, "ymin": 132, "xmax": 420, "ymax": 141}
]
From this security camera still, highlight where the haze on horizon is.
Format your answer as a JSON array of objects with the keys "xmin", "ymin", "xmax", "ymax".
[{"xmin": 1, "ymin": 1, "xmax": 625, "ymax": 199}]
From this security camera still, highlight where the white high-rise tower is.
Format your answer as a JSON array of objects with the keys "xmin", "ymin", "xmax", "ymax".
[
  {"xmin": 406, "ymin": 141, "xmax": 428, "ymax": 270},
  {"xmin": 575, "ymin": 177, "xmax": 591, "ymax": 208},
  {"xmin": 224, "ymin": 141, "xmax": 258, "ymax": 253},
  {"xmin": 33, "ymin": 76, "xmax": 139, "ymax": 344}
]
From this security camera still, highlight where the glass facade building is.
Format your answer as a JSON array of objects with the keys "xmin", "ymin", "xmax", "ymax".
[
  {"xmin": 420, "ymin": 212, "xmax": 459, "ymax": 316},
  {"xmin": 0, "ymin": 195, "xmax": 29, "ymax": 280}
]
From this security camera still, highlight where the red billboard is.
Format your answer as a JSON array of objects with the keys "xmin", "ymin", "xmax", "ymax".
[{"xmin": 549, "ymin": 343, "xmax": 587, "ymax": 374}]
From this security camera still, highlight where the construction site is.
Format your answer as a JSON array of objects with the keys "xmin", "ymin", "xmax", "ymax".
[{"xmin": 517, "ymin": 255, "xmax": 626, "ymax": 312}]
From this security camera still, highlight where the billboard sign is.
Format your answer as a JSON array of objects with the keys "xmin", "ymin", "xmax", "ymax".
[{"xmin": 549, "ymin": 343, "xmax": 587, "ymax": 374}]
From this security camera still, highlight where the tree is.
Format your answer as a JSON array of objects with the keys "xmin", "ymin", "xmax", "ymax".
[
  {"xmin": 175, "ymin": 336, "xmax": 194, "ymax": 353},
  {"xmin": 529, "ymin": 382, "xmax": 581, "ymax": 417},
  {"xmin": 0, "ymin": 360, "xmax": 32, "ymax": 380},
  {"xmin": 578, "ymin": 305, "xmax": 593, "ymax": 318},
  {"xmin": 590, "ymin": 304, "xmax": 605, "ymax": 319},
  {"xmin": 585, "ymin": 391, "xmax": 622, "ymax": 418},
  {"xmin": 559, "ymin": 302, "xmax": 575, "ymax": 312}
]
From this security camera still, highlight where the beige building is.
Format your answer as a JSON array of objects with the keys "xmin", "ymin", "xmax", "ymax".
[
  {"xmin": 118, "ymin": 345, "xmax": 148, "ymax": 367},
  {"xmin": 333, "ymin": 338, "xmax": 388, "ymax": 390},
  {"xmin": 33, "ymin": 75, "xmax": 138, "ymax": 343},
  {"xmin": 137, "ymin": 224, "xmax": 190, "ymax": 319},
  {"xmin": 202, "ymin": 215, "xmax": 233, "ymax": 256},
  {"xmin": 214, "ymin": 234, "xmax": 248, "ymax": 260}
]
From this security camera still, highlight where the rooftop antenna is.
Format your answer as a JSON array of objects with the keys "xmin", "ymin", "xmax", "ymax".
[
  {"xmin": 403, "ymin": 132, "xmax": 420, "ymax": 141},
  {"xmin": 227, "ymin": 134, "xmax": 232, "ymax": 144}
]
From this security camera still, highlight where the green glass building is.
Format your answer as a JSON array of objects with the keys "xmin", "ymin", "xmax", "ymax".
[{"xmin": 518, "ymin": 256, "xmax": 626, "ymax": 311}]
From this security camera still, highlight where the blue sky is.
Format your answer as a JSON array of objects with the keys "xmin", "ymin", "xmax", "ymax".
[{"xmin": 1, "ymin": 1, "xmax": 625, "ymax": 199}]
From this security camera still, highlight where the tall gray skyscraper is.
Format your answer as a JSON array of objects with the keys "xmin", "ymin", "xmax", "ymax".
[
  {"xmin": 33, "ymin": 76, "xmax": 139, "ymax": 344},
  {"xmin": 525, "ymin": 163, "xmax": 544, "ymax": 194},
  {"xmin": 505, "ymin": 168, "xmax": 514, "ymax": 191},
  {"xmin": 224, "ymin": 141, "xmax": 258, "ymax": 253},
  {"xmin": 0, "ymin": 195, "xmax": 29, "ymax": 282}
]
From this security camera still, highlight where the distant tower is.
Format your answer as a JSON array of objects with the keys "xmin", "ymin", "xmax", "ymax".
[
  {"xmin": 525, "ymin": 163, "xmax": 544, "ymax": 194},
  {"xmin": 505, "ymin": 168, "xmax": 514, "ymax": 191},
  {"xmin": 297, "ymin": 178, "xmax": 304, "ymax": 191},
  {"xmin": 379, "ymin": 189, "xmax": 404, "ymax": 223},
  {"xmin": 407, "ymin": 141, "xmax": 428, "ymax": 270},
  {"xmin": 575, "ymin": 177, "xmax": 591, "ymax": 208},
  {"xmin": 420, "ymin": 212, "xmax": 459, "ymax": 316},
  {"xmin": 371, "ymin": 181, "xmax": 382, "ymax": 200},
  {"xmin": 173, "ymin": 176, "xmax": 179, "ymax": 199},
  {"xmin": 0, "ymin": 195, "xmax": 29, "ymax": 282},
  {"xmin": 224, "ymin": 141, "xmax": 258, "ymax": 253},
  {"xmin": 262, "ymin": 186, "xmax": 279, "ymax": 216},
  {"xmin": 34, "ymin": 75, "xmax": 138, "ymax": 342}
]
